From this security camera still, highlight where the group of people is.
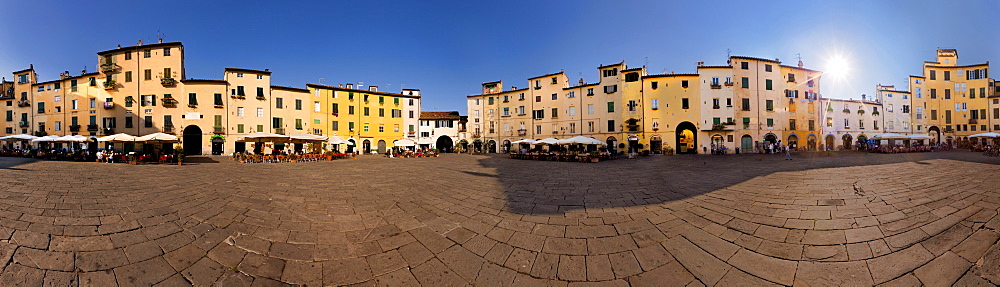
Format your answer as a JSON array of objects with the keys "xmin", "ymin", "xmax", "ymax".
[{"xmin": 384, "ymin": 148, "xmax": 438, "ymax": 158}]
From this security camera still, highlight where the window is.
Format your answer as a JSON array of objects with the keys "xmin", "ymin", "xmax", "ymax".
[
  {"xmin": 930, "ymin": 70, "xmax": 936, "ymax": 80},
  {"xmin": 295, "ymin": 99, "xmax": 302, "ymax": 110},
  {"xmin": 741, "ymin": 77, "xmax": 749, "ymax": 88},
  {"xmin": 535, "ymin": 96, "xmax": 541, "ymax": 102},
  {"xmin": 712, "ymin": 98, "xmax": 720, "ymax": 109},
  {"xmin": 607, "ymin": 102, "xmax": 615, "ymax": 112},
  {"xmin": 295, "ymin": 119, "xmax": 303, "ymax": 130},
  {"xmin": 144, "ymin": 69, "xmax": 152, "ymax": 81},
  {"xmin": 379, "ymin": 108, "xmax": 385, "ymax": 117},
  {"xmin": 143, "ymin": 49, "xmax": 151, "ymax": 58},
  {"xmin": 237, "ymin": 73, "xmax": 244, "ymax": 78},
  {"xmin": 551, "ymin": 93, "xmax": 557, "ymax": 100},
  {"xmin": 72, "ymin": 100, "xmax": 78, "ymax": 110},
  {"xmin": 532, "ymin": 110, "xmax": 544, "ymax": 119},
  {"xmin": 712, "ymin": 78, "xmax": 720, "ymax": 86},
  {"xmin": 237, "ymin": 107, "xmax": 244, "ymax": 116},
  {"xmin": 726, "ymin": 98, "xmax": 732, "ymax": 107},
  {"xmin": 257, "ymin": 75, "xmax": 263, "ymax": 80},
  {"xmin": 567, "ymin": 91, "xmax": 575, "ymax": 98},
  {"xmin": 826, "ymin": 117, "xmax": 833, "ymax": 127},
  {"xmin": 681, "ymin": 98, "xmax": 690, "ymax": 109},
  {"xmin": 124, "ymin": 117, "xmax": 133, "ymax": 128},
  {"xmin": 902, "ymin": 105, "xmax": 910, "ymax": 113},
  {"xmin": 214, "ymin": 93, "xmax": 223, "ymax": 106},
  {"xmin": 349, "ymin": 106, "xmax": 355, "ymax": 115},
  {"xmin": 651, "ymin": 82, "xmax": 658, "ymax": 89},
  {"xmin": 188, "ymin": 93, "xmax": 198, "ymax": 105},
  {"xmin": 607, "ymin": 120, "xmax": 615, "ymax": 132},
  {"xmin": 588, "ymin": 104, "xmax": 594, "ymax": 114},
  {"xmin": 944, "ymin": 71, "xmax": 950, "ymax": 81},
  {"xmin": 503, "ymin": 107, "xmax": 509, "ymax": 116},
  {"xmin": 364, "ymin": 107, "xmax": 370, "ymax": 116},
  {"xmin": 536, "ymin": 125, "xmax": 542, "ymax": 134},
  {"xmin": 90, "ymin": 98, "xmax": 97, "ymax": 109},
  {"xmin": 88, "ymin": 77, "xmax": 96, "ymax": 86},
  {"xmin": 624, "ymin": 72, "xmax": 640, "ymax": 82},
  {"xmin": 787, "ymin": 73, "xmax": 796, "ymax": 82},
  {"xmin": 789, "ymin": 119, "xmax": 796, "ymax": 130},
  {"xmin": 603, "ymin": 68, "xmax": 618, "ymax": 77},
  {"xmin": 568, "ymin": 106, "xmax": 576, "ymax": 116},
  {"xmin": 586, "ymin": 89, "xmax": 593, "ymax": 96},
  {"xmin": 741, "ymin": 98, "xmax": 750, "ymax": 111},
  {"xmin": 741, "ymin": 62, "xmax": 749, "ymax": 70},
  {"xmin": 651, "ymin": 99, "xmax": 659, "ymax": 110},
  {"xmin": 604, "ymin": 85, "xmax": 618, "ymax": 93},
  {"xmin": 765, "ymin": 79, "xmax": 773, "ymax": 90},
  {"xmin": 915, "ymin": 88, "xmax": 921, "ymax": 98},
  {"xmin": 931, "ymin": 110, "xmax": 937, "ymax": 120},
  {"xmin": 257, "ymin": 87, "xmax": 264, "ymax": 99},
  {"xmin": 844, "ymin": 119, "xmax": 849, "ymax": 128},
  {"xmin": 766, "ymin": 118, "xmax": 774, "ymax": 127},
  {"xmin": 257, "ymin": 108, "xmax": 264, "ymax": 117},
  {"xmin": 765, "ymin": 100, "xmax": 774, "ymax": 111},
  {"xmin": 275, "ymin": 97, "xmax": 283, "ymax": 109},
  {"xmin": 944, "ymin": 89, "xmax": 950, "ymax": 99},
  {"xmin": 628, "ymin": 100, "xmax": 637, "ymax": 111},
  {"xmin": 144, "ymin": 116, "xmax": 153, "ymax": 128},
  {"xmin": 125, "ymin": 52, "xmax": 132, "ymax": 60}
]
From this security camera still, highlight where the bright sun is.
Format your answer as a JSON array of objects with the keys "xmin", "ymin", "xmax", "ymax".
[{"xmin": 825, "ymin": 55, "xmax": 849, "ymax": 79}]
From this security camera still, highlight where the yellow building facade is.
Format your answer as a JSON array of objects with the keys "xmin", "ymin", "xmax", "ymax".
[
  {"xmin": 3, "ymin": 40, "xmax": 422, "ymax": 155},
  {"xmin": 908, "ymin": 49, "xmax": 993, "ymax": 146}
]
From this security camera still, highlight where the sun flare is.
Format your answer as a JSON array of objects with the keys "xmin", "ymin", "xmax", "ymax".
[{"xmin": 825, "ymin": 55, "xmax": 849, "ymax": 80}]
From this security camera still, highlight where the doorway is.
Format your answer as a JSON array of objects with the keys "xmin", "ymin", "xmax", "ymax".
[
  {"xmin": 362, "ymin": 139, "xmax": 371, "ymax": 154},
  {"xmin": 436, "ymin": 136, "xmax": 453, "ymax": 152},
  {"xmin": 649, "ymin": 136, "xmax": 662, "ymax": 154},
  {"xmin": 211, "ymin": 136, "xmax": 224, "ymax": 155},
  {"xmin": 377, "ymin": 140, "xmax": 387, "ymax": 154},
  {"xmin": 741, "ymin": 135, "xmax": 753, "ymax": 152},
  {"xmin": 675, "ymin": 122, "xmax": 697, "ymax": 154},
  {"xmin": 183, "ymin": 125, "xmax": 202, "ymax": 155}
]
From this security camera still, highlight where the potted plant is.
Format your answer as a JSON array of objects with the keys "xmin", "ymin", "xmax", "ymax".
[
  {"xmin": 176, "ymin": 153, "xmax": 185, "ymax": 165},
  {"xmin": 324, "ymin": 151, "xmax": 334, "ymax": 161},
  {"xmin": 663, "ymin": 145, "xmax": 675, "ymax": 155},
  {"xmin": 126, "ymin": 153, "xmax": 138, "ymax": 165},
  {"xmin": 589, "ymin": 151, "xmax": 600, "ymax": 163}
]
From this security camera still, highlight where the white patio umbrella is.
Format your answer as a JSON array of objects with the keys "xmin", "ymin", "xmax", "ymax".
[
  {"xmin": 135, "ymin": 132, "xmax": 180, "ymax": 142},
  {"xmin": 30, "ymin": 135, "xmax": 61, "ymax": 143},
  {"xmin": 236, "ymin": 132, "xmax": 289, "ymax": 143},
  {"xmin": 871, "ymin": 133, "xmax": 909, "ymax": 140},
  {"xmin": 55, "ymin": 135, "xmax": 89, "ymax": 142},
  {"xmin": 511, "ymin": 139, "xmax": 536, "ymax": 144},
  {"xmin": 288, "ymin": 133, "xmax": 327, "ymax": 143},
  {"xmin": 906, "ymin": 134, "xmax": 933, "ymax": 140},
  {"xmin": 327, "ymin": 136, "xmax": 347, "ymax": 144},
  {"xmin": 97, "ymin": 133, "xmax": 137, "ymax": 142},
  {"xmin": 534, "ymin": 138, "xmax": 560, "ymax": 145},
  {"xmin": 969, "ymin": 132, "xmax": 1000, "ymax": 138},
  {"xmin": 393, "ymin": 139, "xmax": 416, "ymax": 147},
  {"xmin": 416, "ymin": 137, "xmax": 434, "ymax": 145},
  {"xmin": 2, "ymin": 134, "xmax": 37, "ymax": 141}
]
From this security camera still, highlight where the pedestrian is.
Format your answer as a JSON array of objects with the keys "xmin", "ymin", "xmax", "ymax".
[{"xmin": 785, "ymin": 144, "xmax": 792, "ymax": 160}]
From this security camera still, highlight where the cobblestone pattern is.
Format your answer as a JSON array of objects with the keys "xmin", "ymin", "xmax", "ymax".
[{"xmin": 0, "ymin": 151, "xmax": 997, "ymax": 286}]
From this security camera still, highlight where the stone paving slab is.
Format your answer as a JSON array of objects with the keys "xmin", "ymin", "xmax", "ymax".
[{"xmin": 0, "ymin": 151, "xmax": 997, "ymax": 286}]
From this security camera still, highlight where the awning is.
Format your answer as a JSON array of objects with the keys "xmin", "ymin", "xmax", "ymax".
[
  {"xmin": 871, "ymin": 133, "xmax": 909, "ymax": 140},
  {"xmin": 534, "ymin": 138, "xmax": 559, "ymax": 145},
  {"xmin": 237, "ymin": 132, "xmax": 290, "ymax": 142},
  {"xmin": 1, "ymin": 134, "xmax": 37, "ymax": 141},
  {"xmin": 416, "ymin": 137, "xmax": 434, "ymax": 145},
  {"xmin": 327, "ymin": 136, "xmax": 347, "ymax": 144},
  {"xmin": 288, "ymin": 133, "xmax": 327, "ymax": 143},
  {"xmin": 30, "ymin": 135, "xmax": 61, "ymax": 143},
  {"xmin": 55, "ymin": 135, "xmax": 89, "ymax": 142},
  {"xmin": 969, "ymin": 132, "xmax": 1000, "ymax": 138},
  {"xmin": 906, "ymin": 134, "xmax": 934, "ymax": 140}
]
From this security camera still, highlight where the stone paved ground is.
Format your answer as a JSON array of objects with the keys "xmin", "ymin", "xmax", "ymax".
[{"xmin": 0, "ymin": 151, "xmax": 997, "ymax": 286}]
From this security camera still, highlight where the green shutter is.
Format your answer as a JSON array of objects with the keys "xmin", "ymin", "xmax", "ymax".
[
  {"xmin": 765, "ymin": 79, "xmax": 772, "ymax": 90},
  {"xmin": 607, "ymin": 102, "xmax": 614, "ymax": 112},
  {"xmin": 741, "ymin": 77, "xmax": 749, "ymax": 88}
]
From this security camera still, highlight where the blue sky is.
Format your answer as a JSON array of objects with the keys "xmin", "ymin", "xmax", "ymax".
[{"xmin": 1, "ymin": 0, "xmax": 997, "ymax": 112}]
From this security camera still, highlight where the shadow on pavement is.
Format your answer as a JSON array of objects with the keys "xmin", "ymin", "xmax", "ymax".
[{"xmin": 481, "ymin": 151, "xmax": 999, "ymax": 215}]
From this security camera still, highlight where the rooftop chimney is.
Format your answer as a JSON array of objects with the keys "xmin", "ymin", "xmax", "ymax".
[
  {"xmin": 579, "ymin": 78, "xmax": 584, "ymax": 85},
  {"xmin": 346, "ymin": 83, "xmax": 353, "ymax": 89},
  {"xmin": 138, "ymin": 40, "xmax": 143, "ymax": 46},
  {"xmin": 117, "ymin": 45, "xmax": 121, "ymax": 49},
  {"xmin": 339, "ymin": 84, "xmax": 343, "ymax": 88},
  {"xmin": 697, "ymin": 62, "xmax": 704, "ymax": 67},
  {"xmin": 798, "ymin": 60, "xmax": 804, "ymax": 68},
  {"xmin": 369, "ymin": 86, "xmax": 378, "ymax": 92},
  {"xmin": 158, "ymin": 38, "xmax": 163, "ymax": 44}
]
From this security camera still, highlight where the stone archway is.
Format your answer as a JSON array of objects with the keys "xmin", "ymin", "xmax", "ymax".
[
  {"xmin": 487, "ymin": 140, "xmax": 497, "ymax": 153},
  {"xmin": 649, "ymin": 136, "xmax": 663, "ymax": 154},
  {"xmin": 786, "ymin": 134, "xmax": 799, "ymax": 150},
  {"xmin": 675, "ymin": 121, "xmax": 697, "ymax": 154},
  {"xmin": 928, "ymin": 126, "xmax": 940, "ymax": 144},
  {"xmin": 741, "ymin": 135, "xmax": 753, "ymax": 152},
  {"xmin": 806, "ymin": 134, "xmax": 817, "ymax": 151},
  {"xmin": 182, "ymin": 125, "xmax": 202, "ymax": 155},
  {"xmin": 377, "ymin": 140, "xmax": 387, "ymax": 154},
  {"xmin": 436, "ymin": 136, "xmax": 453, "ymax": 153},
  {"xmin": 825, "ymin": 135, "xmax": 835, "ymax": 150},
  {"xmin": 842, "ymin": 134, "xmax": 853, "ymax": 150}
]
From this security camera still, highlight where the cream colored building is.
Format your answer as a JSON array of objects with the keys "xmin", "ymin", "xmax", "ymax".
[{"xmin": 818, "ymin": 97, "xmax": 883, "ymax": 150}]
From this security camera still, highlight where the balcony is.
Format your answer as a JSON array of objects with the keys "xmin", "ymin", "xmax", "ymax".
[
  {"xmin": 709, "ymin": 124, "xmax": 735, "ymax": 131},
  {"xmin": 69, "ymin": 125, "xmax": 80, "ymax": 132},
  {"xmin": 103, "ymin": 102, "xmax": 115, "ymax": 109},
  {"xmin": 87, "ymin": 124, "xmax": 99, "ymax": 131},
  {"xmin": 161, "ymin": 98, "xmax": 177, "ymax": 107},
  {"xmin": 103, "ymin": 80, "xmax": 117, "ymax": 90},
  {"xmin": 274, "ymin": 128, "xmax": 285, "ymax": 135},
  {"xmin": 214, "ymin": 104, "xmax": 224, "ymax": 109},
  {"xmin": 100, "ymin": 63, "xmax": 117, "ymax": 73},
  {"xmin": 945, "ymin": 127, "xmax": 955, "ymax": 133},
  {"xmin": 160, "ymin": 78, "xmax": 177, "ymax": 86},
  {"xmin": 472, "ymin": 133, "xmax": 481, "ymax": 138},
  {"xmin": 18, "ymin": 121, "xmax": 29, "ymax": 128},
  {"xmin": 970, "ymin": 119, "xmax": 978, "ymax": 124},
  {"xmin": 518, "ymin": 129, "xmax": 527, "ymax": 136},
  {"xmin": 17, "ymin": 101, "xmax": 30, "ymax": 107},
  {"xmin": 214, "ymin": 126, "xmax": 225, "ymax": 134},
  {"xmin": 256, "ymin": 95, "xmax": 266, "ymax": 100},
  {"xmin": 102, "ymin": 128, "xmax": 115, "ymax": 135},
  {"xmin": 163, "ymin": 126, "xmax": 174, "ymax": 134},
  {"xmin": 231, "ymin": 94, "xmax": 246, "ymax": 99},
  {"xmin": 724, "ymin": 82, "xmax": 734, "ymax": 86},
  {"xmin": 710, "ymin": 84, "xmax": 722, "ymax": 89},
  {"xmin": 488, "ymin": 129, "xmax": 495, "ymax": 134}
]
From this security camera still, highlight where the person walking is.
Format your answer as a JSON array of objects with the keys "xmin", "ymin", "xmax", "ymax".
[{"xmin": 784, "ymin": 144, "xmax": 792, "ymax": 160}]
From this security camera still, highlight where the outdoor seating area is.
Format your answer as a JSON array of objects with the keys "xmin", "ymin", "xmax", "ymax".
[
  {"xmin": 232, "ymin": 152, "xmax": 352, "ymax": 163},
  {"xmin": 507, "ymin": 136, "xmax": 613, "ymax": 163},
  {"xmin": 0, "ymin": 133, "xmax": 187, "ymax": 165}
]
